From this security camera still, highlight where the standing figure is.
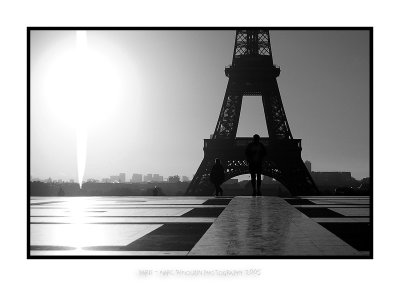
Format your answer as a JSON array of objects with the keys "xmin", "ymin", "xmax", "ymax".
[
  {"xmin": 245, "ymin": 134, "xmax": 267, "ymax": 196},
  {"xmin": 57, "ymin": 186, "xmax": 65, "ymax": 196},
  {"xmin": 210, "ymin": 158, "xmax": 225, "ymax": 196},
  {"xmin": 153, "ymin": 186, "xmax": 160, "ymax": 196}
]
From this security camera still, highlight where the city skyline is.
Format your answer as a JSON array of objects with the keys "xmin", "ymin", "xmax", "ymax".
[
  {"xmin": 31, "ymin": 172, "xmax": 192, "ymax": 183},
  {"xmin": 30, "ymin": 160, "xmax": 364, "ymax": 184},
  {"xmin": 30, "ymin": 30, "xmax": 370, "ymax": 182}
]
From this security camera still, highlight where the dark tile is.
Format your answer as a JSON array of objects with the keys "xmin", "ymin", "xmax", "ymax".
[
  {"xmin": 31, "ymin": 201, "xmax": 63, "ymax": 206},
  {"xmin": 181, "ymin": 208, "xmax": 225, "ymax": 217},
  {"xmin": 285, "ymin": 199, "xmax": 315, "ymax": 205},
  {"xmin": 203, "ymin": 199, "xmax": 231, "ymax": 205},
  {"xmin": 296, "ymin": 208, "xmax": 345, "ymax": 218},
  {"xmin": 320, "ymin": 223, "xmax": 371, "ymax": 251},
  {"xmin": 124, "ymin": 223, "xmax": 212, "ymax": 251}
]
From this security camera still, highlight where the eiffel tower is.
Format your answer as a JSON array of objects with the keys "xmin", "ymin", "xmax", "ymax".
[{"xmin": 186, "ymin": 29, "xmax": 318, "ymax": 196}]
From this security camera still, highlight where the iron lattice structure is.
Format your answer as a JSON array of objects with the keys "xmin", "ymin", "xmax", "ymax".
[{"xmin": 186, "ymin": 30, "xmax": 318, "ymax": 196}]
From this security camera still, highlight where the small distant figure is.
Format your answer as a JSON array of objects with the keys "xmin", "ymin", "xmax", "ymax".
[
  {"xmin": 245, "ymin": 134, "xmax": 266, "ymax": 196},
  {"xmin": 153, "ymin": 186, "xmax": 160, "ymax": 196},
  {"xmin": 210, "ymin": 158, "xmax": 225, "ymax": 196},
  {"xmin": 57, "ymin": 186, "xmax": 65, "ymax": 196}
]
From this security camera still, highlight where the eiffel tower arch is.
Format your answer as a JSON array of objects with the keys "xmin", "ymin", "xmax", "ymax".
[{"xmin": 186, "ymin": 30, "xmax": 318, "ymax": 196}]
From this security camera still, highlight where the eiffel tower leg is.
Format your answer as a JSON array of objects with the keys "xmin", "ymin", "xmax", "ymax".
[
  {"xmin": 277, "ymin": 162, "xmax": 318, "ymax": 195},
  {"xmin": 213, "ymin": 80, "xmax": 243, "ymax": 139},
  {"xmin": 268, "ymin": 142, "xmax": 318, "ymax": 195},
  {"xmin": 187, "ymin": 80, "xmax": 243, "ymax": 195},
  {"xmin": 186, "ymin": 156, "xmax": 215, "ymax": 195},
  {"xmin": 262, "ymin": 80, "xmax": 292, "ymax": 139}
]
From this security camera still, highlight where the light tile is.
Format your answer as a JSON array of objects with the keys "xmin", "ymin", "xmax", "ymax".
[
  {"xmin": 31, "ymin": 224, "xmax": 162, "ymax": 247},
  {"xmin": 31, "ymin": 217, "xmax": 216, "ymax": 223},
  {"xmin": 30, "ymin": 250, "xmax": 189, "ymax": 256},
  {"xmin": 31, "ymin": 208, "xmax": 193, "ymax": 217}
]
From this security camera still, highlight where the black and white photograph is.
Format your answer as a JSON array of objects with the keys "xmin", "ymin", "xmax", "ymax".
[
  {"xmin": 29, "ymin": 28, "xmax": 371, "ymax": 258},
  {"xmin": 3, "ymin": 1, "xmax": 400, "ymax": 285}
]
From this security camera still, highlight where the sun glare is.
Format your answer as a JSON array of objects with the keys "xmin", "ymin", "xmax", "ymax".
[
  {"xmin": 41, "ymin": 31, "xmax": 128, "ymax": 188},
  {"xmin": 76, "ymin": 125, "xmax": 87, "ymax": 189},
  {"xmin": 42, "ymin": 31, "xmax": 124, "ymax": 127},
  {"xmin": 38, "ymin": 30, "xmax": 143, "ymax": 186},
  {"xmin": 65, "ymin": 198, "xmax": 90, "ymax": 249}
]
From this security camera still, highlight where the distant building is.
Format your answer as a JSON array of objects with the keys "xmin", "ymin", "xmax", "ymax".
[
  {"xmin": 152, "ymin": 174, "xmax": 163, "ymax": 182},
  {"xmin": 131, "ymin": 173, "xmax": 143, "ymax": 183},
  {"xmin": 182, "ymin": 176, "xmax": 190, "ymax": 182},
  {"xmin": 119, "ymin": 173, "xmax": 126, "ymax": 183},
  {"xmin": 311, "ymin": 171, "xmax": 352, "ymax": 186},
  {"xmin": 168, "ymin": 175, "xmax": 180, "ymax": 183},
  {"xmin": 102, "ymin": 178, "xmax": 111, "ymax": 183},
  {"xmin": 305, "ymin": 160, "xmax": 312, "ymax": 173},
  {"xmin": 110, "ymin": 175, "xmax": 119, "ymax": 183},
  {"xmin": 69, "ymin": 179, "xmax": 74, "ymax": 183},
  {"xmin": 144, "ymin": 174, "xmax": 153, "ymax": 182}
]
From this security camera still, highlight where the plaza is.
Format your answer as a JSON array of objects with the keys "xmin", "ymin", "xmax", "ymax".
[{"xmin": 29, "ymin": 195, "xmax": 371, "ymax": 257}]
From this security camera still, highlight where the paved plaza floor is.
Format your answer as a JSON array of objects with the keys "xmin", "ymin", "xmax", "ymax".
[{"xmin": 29, "ymin": 196, "xmax": 371, "ymax": 257}]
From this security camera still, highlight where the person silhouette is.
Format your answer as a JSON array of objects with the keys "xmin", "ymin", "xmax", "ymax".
[
  {"xmin": 153, "ymin": 186, "xmax": 160, "ymax": 196},
  {"xmin": 210, "ymin": 158, "xmax": 225, "ymax": 196},
  {"xmin": 57, "ymin": 186, "xmax": 65, "ymax": 196},
  {"xmin": 245, "ymin": 134, "xmax": 266, "ymax": 196}
]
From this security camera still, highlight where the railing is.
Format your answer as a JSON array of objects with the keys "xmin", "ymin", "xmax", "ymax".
[
  {"xmin": 204, "ymin": 137, "xmax": 301, "ymax": 150},
  {"xmin": 224, "ymin": 63, "xmax": 280, "ymax": 78}
]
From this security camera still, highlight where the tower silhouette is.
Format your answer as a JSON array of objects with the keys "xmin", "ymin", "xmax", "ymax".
[{"xmin": 186, "ymin": 30, "xmax": 318, "ymax": 196}]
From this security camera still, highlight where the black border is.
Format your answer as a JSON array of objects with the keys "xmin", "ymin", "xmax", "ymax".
[{"xmin": 27, "ymin": 27, "xmax": 373, "ymax": 259}]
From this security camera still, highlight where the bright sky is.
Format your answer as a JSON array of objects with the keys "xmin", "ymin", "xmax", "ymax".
[{"xmin": 30, "ymin": 30, "xmax": 370, "ymax": 181}]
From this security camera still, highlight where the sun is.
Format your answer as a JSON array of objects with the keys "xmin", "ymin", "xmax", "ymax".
[
  {"xmin": 41, "ymin": 31, "xmax": 124, "ymax": 128},
  {"xmin": 40, "ymin": 31, "xmax": 129, "ymax": 187}
]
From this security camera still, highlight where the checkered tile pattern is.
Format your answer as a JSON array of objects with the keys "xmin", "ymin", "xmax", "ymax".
[
  {"xmin": 30, "ymin": 195, "xmax": 371, "ymax": 257},
  {"xmin": 30, "ymin": 196, "xmax": 231, "ymax": 256},
  {"xmin": 286, "ymin": 196, "xmax": 371, "ymax": 253}
]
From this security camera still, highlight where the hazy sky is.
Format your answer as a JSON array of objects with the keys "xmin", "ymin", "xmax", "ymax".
[{"xmin": 30, "ymin": 30, "xmax": 370, "ymax": 181}]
